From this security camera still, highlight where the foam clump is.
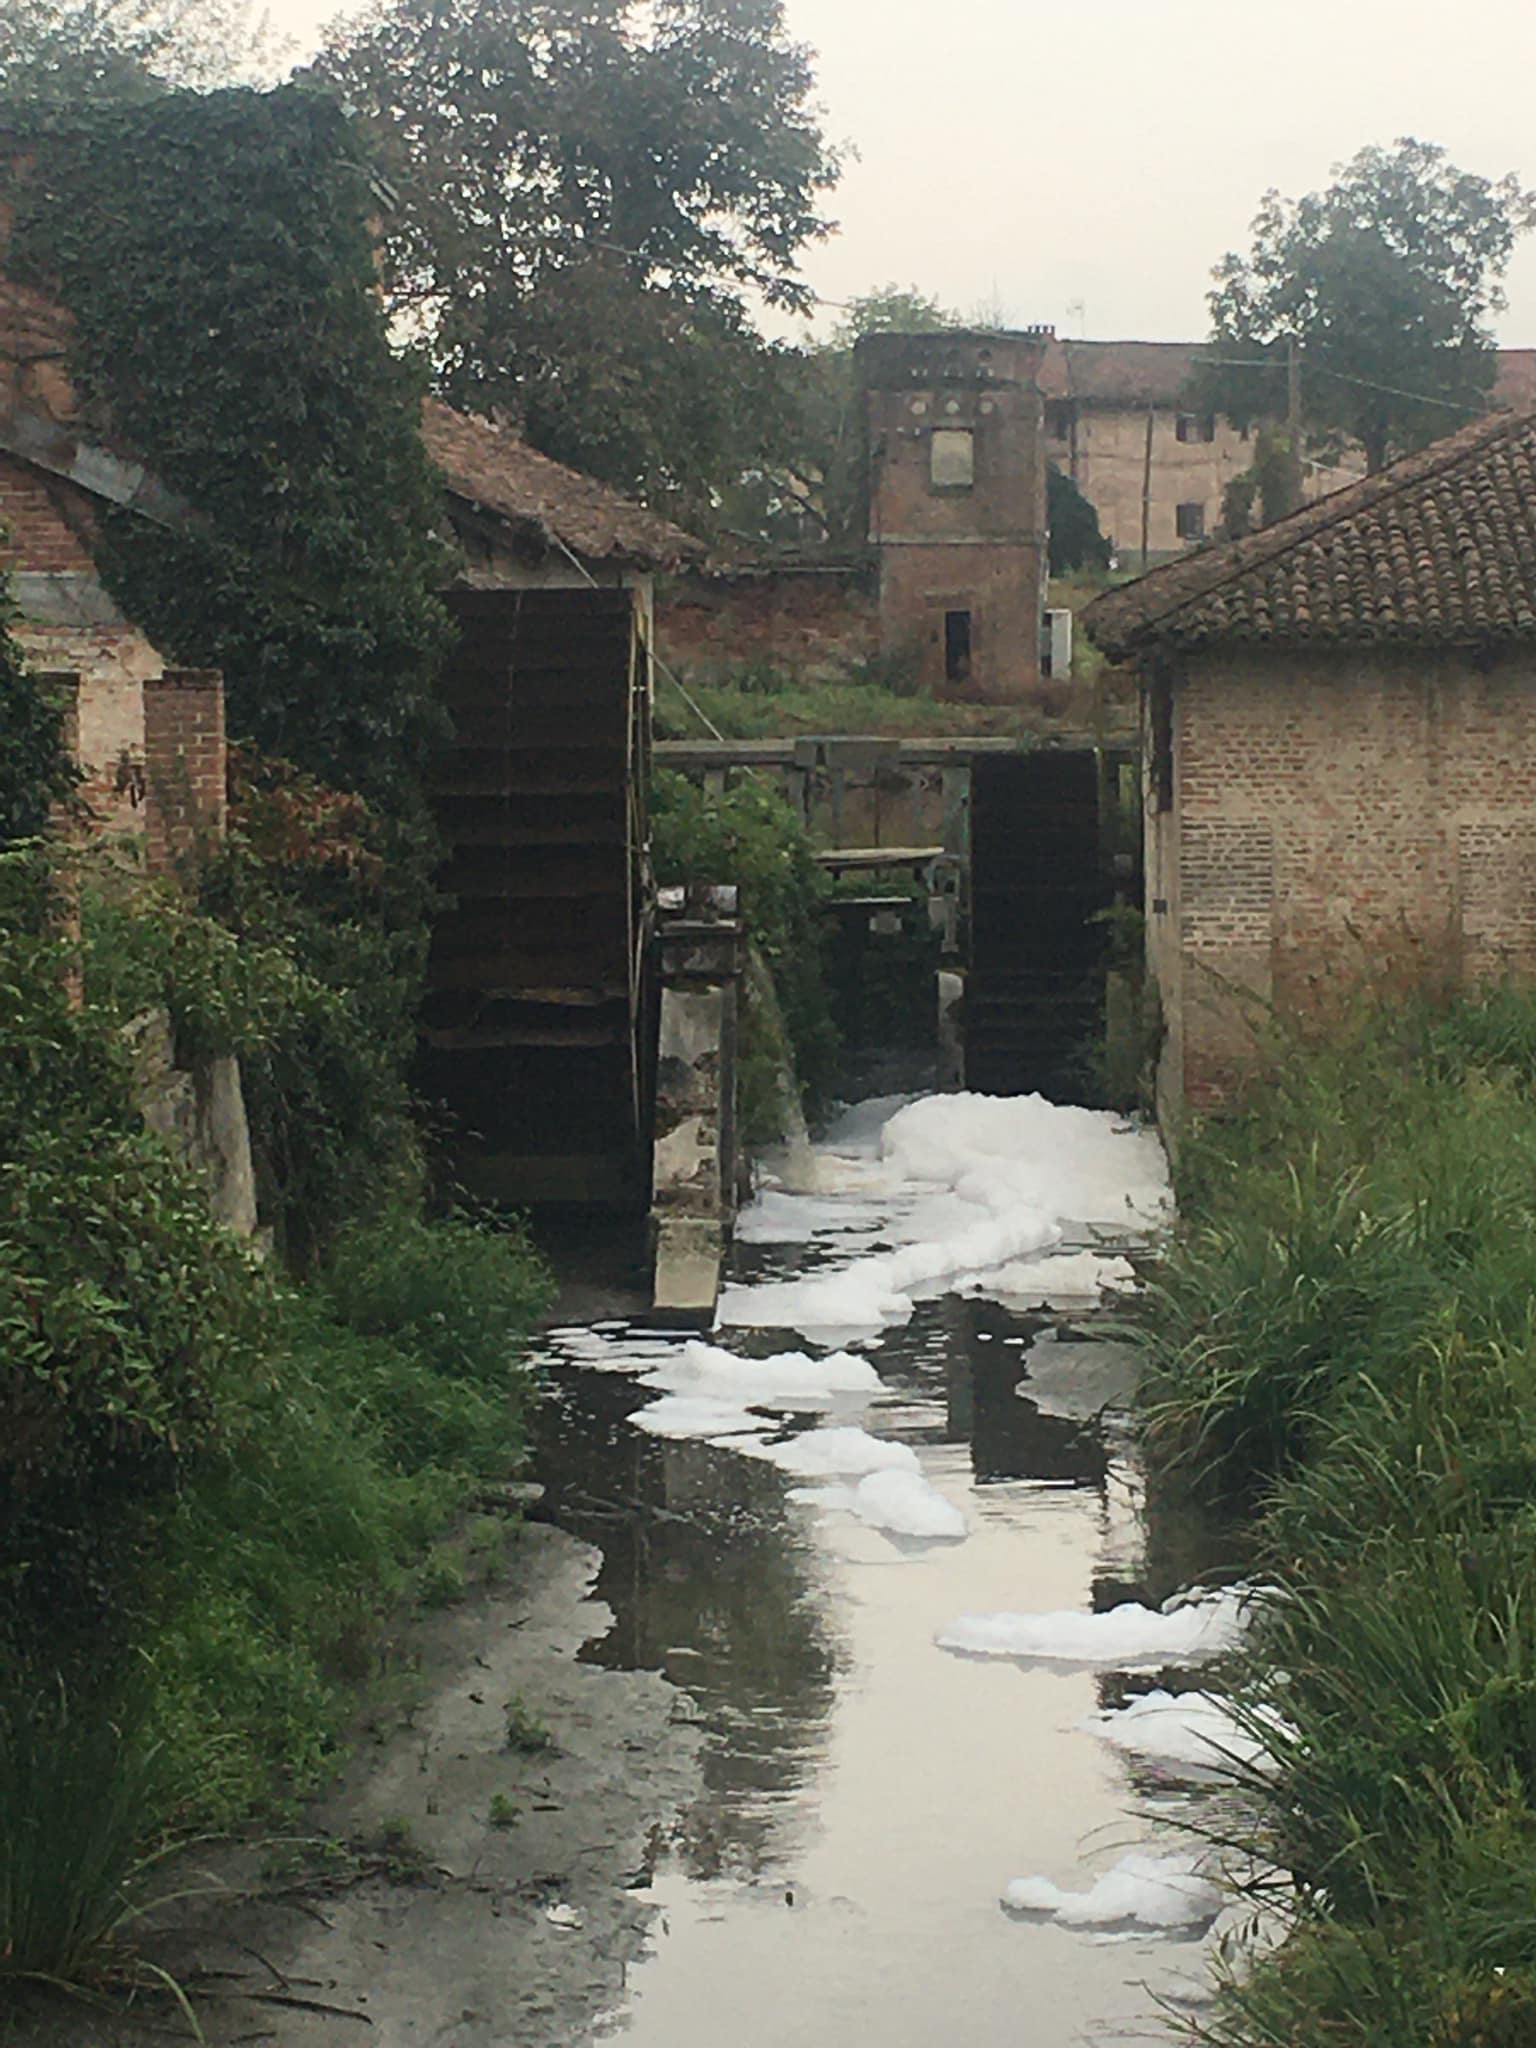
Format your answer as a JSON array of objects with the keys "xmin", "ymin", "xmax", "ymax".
[
  {"xmin": 721, "ymin": 1092, "xmax": 1169, "ymax": 1338},
  {"xmin": 1081, "ymin": 1689, "xmax": 1280, "ymax": 1774},
  {"xmin": 743, "ymin": 1424, "xmax": 919, "ymax": 1479},
  {"xmin": 1002, "ymin": 1851, "xmax": 1222, "ymax": 1931},
  {"xmin": 615, "ymin": 1340, "xmax": 881, "ymax": 1441},
  {"xmin": 794, "ymin": 1466, "xmax": 967, "ymax": 1541},
  {"xmin": 937, "ymin": 1587, "xmax": 1248, "ymax": 1669}
]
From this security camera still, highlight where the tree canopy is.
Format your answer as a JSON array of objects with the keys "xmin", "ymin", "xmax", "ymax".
[
  {"xmin": 0, "ymin": 0, "xmax": 283, "ymax": 100},
  {"xmin": 314, "ymin": 0, "xmax": 839, "ymax": 533},
  {"xmin": 1204, "ymin": 138, "xmax": 1536, "ymax": 475}
]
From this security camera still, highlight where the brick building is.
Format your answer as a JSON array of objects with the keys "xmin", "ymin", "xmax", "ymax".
[
  {"xmin": 1084, "ymin": 408, "xmax": 1536, "ymax": 1124},
  {"xmin": 858, "ymin": 328, "xmax": 1052, "ymax": 700}
]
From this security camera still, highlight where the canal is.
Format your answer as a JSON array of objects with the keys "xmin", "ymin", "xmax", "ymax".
[{"xmin": 534, "ymin": 1090, "xmax": 1254, "ymax": 2046}]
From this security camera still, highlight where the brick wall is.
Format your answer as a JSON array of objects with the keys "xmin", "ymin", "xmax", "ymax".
[
  {"xmin": 656, "ymin": 567, "xmax": 877, "ymax": 681},
  {"xmin": 0, "ymin": 451, "xmax": 96, "ymax": 575},
  {"xmin": 143, "ymin": 670, "xmax": 227, "ymax": 874},
  {"xmin": 859, "ymin": 331, "xmax": 1050, "ymax": 701},
  {"xmin": 2, "ymin": 454, "xmax": 165, "ymax": 833},
  {"xmin": 1154, "ymin": 648, "xmax": 1536, "ymax": 1116}
]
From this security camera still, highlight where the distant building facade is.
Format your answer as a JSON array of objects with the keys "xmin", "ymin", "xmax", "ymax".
[{"xmin": 1040, "ymin": 338, "xmax": 1536, "ymax": 568}]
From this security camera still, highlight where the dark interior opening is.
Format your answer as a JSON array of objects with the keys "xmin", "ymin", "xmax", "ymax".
[
  {"xmin": 944, "ymin": 609, "xmax": 972, "ymax": 684},
  {"xmin": 966, "ymin": 751, "xmax": 1126, "ymax": 1101}
]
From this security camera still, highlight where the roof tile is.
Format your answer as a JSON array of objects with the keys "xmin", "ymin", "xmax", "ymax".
[
  {"xmin": 1084, "ymin": 409, "xmax": 1536, "ymax": 656},
  {"xmin": 422, "ymin": 398, "xmax": 701, "ymax": 571}
]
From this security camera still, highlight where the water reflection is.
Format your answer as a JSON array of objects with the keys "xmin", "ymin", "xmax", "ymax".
[{"xmin": 534, "ymin": 1368, "xmax": 841, "ymax": 1881}]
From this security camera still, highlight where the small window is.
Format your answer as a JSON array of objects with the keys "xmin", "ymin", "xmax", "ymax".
[
  {"xmin": 944, "ymin": 610, "xmax": 972, "ymax": 684},
  {"xmin": 1176, "ymin": 501, "xmax": 1206, "ymax": 542},
  {"xmin": 1045, "ymin": 401, "xmax": 1073, "ymax": 442},
  {"xmin": 930, "ymin": 429, "xmax": 974, "ymax": 489},
  {"xmin": 1175, "ymin": 413, "xmax": 1217, "ymax": 444}
]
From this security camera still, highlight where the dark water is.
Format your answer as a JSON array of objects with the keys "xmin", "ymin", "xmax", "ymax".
[{"xmin": 533, "ymin": 1256, "xmax": 1241, "ymax": 2047}]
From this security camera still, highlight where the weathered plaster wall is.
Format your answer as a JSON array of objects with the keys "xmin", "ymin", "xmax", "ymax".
[
  {"xmin": 1051, "ymin": 406, "xmax": 1363, "ymax": 563},
  {"xmin": 1156, "ymin": 648, "xmax": 1536, "ymax": 1117},
  {"xmin": 1, "ymin": 451, "xmax": 164, "ymax": 833}
]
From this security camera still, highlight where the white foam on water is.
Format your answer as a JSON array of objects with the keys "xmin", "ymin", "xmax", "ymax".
[
  {"xmin": 937, "ymin": 1587, "xmax": 1249, "ymax": 1669},
  {"xmin": 630, "ymin": 1394, "xmax": 765, "ymax": 1439},
  {"xmin": 739, "ymin": 1424, "xmax": 920, "ymax": 1479},
  {"xmin": 1081, "ymin": 1690, "xmax": 1281, "ymax": 1774},
  {"xmin": 637, "ymin": 1340, "xmax": 880, "ymax": 1411},
  {"xmin": 977, "ymin": 1249, "xmax": 1137, "ymax": 1306},
  {"xmin": 792, "ymin": 1467, "xmax": 968, "ymax": 1541},
  {"xmin": 721, "ymin": 1093, "xmax": 1168, "ymax": 1338},
  {"xmin": 1002, "ymin": 1851, "xmax": 1223, "ymax": 1931}
]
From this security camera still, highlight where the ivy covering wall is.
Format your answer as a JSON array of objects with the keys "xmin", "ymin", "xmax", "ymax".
[{"xmin": 6, "ymin": 85, "xmax": 452, "ymax": 803}]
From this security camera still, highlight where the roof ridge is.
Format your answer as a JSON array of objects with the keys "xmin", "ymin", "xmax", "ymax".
[{"xmin": 1088, "ymin": 406, "xmax": 1528, "ymax": 647}]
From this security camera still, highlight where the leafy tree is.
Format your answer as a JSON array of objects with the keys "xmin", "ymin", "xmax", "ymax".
[
  {"xmin": 314, "ymin": 0, "xmax": 838, "ymax": 532},
  {"xmin": 1204, "ymin": 139, "xmax": 1536, "ymax": 475},
  {"xmin": 0, "ymin": 0, "xmax": 284, "ymax": 100},
  {"xmin": 1047, "ymin": 464, "xmax": 1110, "ymax": 576},
  {"xmin": 829, "ymin": 282, "xmax": 954, "ymax": 349}
]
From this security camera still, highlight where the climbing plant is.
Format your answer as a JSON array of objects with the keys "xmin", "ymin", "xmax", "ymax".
[
  {"xmin": 4, "ymin": 85, "xmax": 453, "ymax": 804},
  {"xmin": 0, "ymin": 587, "xmax": 76, "ymax": 848}
]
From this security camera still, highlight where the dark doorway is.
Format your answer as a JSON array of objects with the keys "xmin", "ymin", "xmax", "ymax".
[
  {"xmin": 944, "ymin": 609, "xmax": 972, "ymax": 685},
  {"xmin": 966, "ymin": 751, "xmax": 1112, "ymax": 1100}
]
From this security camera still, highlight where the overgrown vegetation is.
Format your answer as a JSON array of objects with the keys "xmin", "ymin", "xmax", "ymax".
[
  {"xmin": 1127, "ymin": 984, "xmax": 1536, "ymax": 2045},
  {"xmin": 5, "ymin": 86, "xmax": 452, "ymax": 805},
  {"xmin": 650, "ymin": 768, "xmax": 836, "ymax": 1137},
  {"xmin": 0, "ymin": 75, "xmax": 555, "ymax": 1972},
  {"xmin": 653, "ymin": 658, "xmax": 1075, "ymax": 742},
  {"xmin": 0, "ymin": 860, "xmax": 551, "ymax": 1976}
]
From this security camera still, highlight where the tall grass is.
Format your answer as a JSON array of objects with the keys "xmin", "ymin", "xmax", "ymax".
[
  {"xmin": 0, "ymin": 1678, "xmax": 177, "ymax": 1984},
  {"xmin": 1128, "ymin": 986, "xmax": 1536, "ymax": 2045}
]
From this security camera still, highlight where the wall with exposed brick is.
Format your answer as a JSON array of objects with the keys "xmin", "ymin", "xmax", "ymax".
[
  {"xmin": 1151, "ymin": 647, "xmax": 1536, "ymax": 1119},
  {"xmin": 1, "ymin": 452, "xmax": 166, "ymax": 833},
  {"xmin": 143, "ymin": 671, "xmax": 226, "ymax": 874},
  {"xmin": 859, "ymin": 330, "xmax": 1050, "ymax": 702},
  {"xmin": 655, "ymin": 567, "xmax": 877, "ymax": 682}
]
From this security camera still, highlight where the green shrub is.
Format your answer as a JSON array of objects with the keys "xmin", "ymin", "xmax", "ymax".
[{"xmin": 651, "ymin": 769, "xmax": 838, "ymax": 1129}]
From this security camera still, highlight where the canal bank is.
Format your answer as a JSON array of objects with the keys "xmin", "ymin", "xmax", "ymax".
[{"xmin": 14, "ymin": 1087, "xmax": 1261, "ymax": 2048}]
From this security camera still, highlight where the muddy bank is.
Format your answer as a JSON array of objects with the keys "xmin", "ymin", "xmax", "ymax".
[{"xmin": 5, "ymin": 1521, "xmax": 701, "ymax": 2048}]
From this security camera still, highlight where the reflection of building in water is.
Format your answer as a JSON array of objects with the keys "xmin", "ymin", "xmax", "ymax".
[
  {"xmin": 927, "ymin": 1298, "xmax": 1111, "ymax": 1489},
  {"xmin": 534, "ymin": 1367, "xmax": 841, "ymax": 1881}
]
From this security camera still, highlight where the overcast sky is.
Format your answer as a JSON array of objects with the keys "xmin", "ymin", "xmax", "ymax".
[{"xmin": 270, "ymin": 0, "xmax": 1536, "ymax": 346}]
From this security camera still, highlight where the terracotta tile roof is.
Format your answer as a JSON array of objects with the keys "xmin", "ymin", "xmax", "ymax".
[
  {"xmin": 422, "ymin": 398, "xmax": 702, "ymax": 571},
  {"xmin": 1037, "ymin": 339, "xmax": 1204, "ymax": 408},
  {"xmin": 1037, "ymin": 337, "xmax": 1536, "ymax": 415},
  {"xmin": 1083, "ymin": 409, "xmax": 1536, "ymax": 657}
]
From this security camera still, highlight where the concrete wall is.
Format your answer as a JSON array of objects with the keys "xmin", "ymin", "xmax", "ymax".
[
  {"xmin": 859, "ymin": 330, "xmax": 1050, "ymax": 701},
  {"xmin": 1152, "ymin": 647, "xmax": 1536, "ymax": 1119},
  {"xmin": 655, "ymin": 566, "xmax": 878, "ymax": 683}
]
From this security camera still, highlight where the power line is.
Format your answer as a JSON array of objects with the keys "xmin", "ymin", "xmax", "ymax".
[{"xmin": 1194, "ymin": 351, "xmax": 1491, "ymax": 415}]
